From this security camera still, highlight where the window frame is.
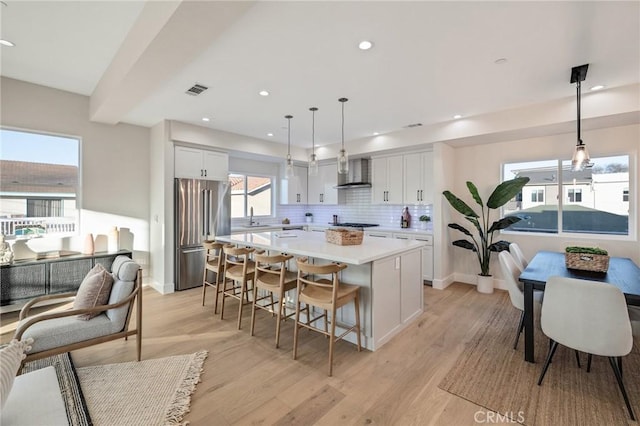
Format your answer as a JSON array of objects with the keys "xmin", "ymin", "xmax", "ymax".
[
  {"xmin": 0, "ymin": 126, "xmax": 82, "ymax": 239},
  {"xmin": 501, "ymin": 153, "xmax": 636, "ymax": 241},
  {"xmin": 228, "ymin": 172, "xmax": 275, "ymax": 219}
]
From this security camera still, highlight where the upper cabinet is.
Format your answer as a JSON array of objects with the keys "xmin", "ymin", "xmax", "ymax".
[
  {"xmin": 280, "ymin": 165, "xmax": 308, "ymax": 204},
  {"xmin": 175, "ymin": 146, "xmax": 228, "ymax": 181},
  {"xmin": 308, "ymin": 163, "xmax": 338, "ymax": 204},
  {"xmin": 403, "ymin": 151, "xmax": 433, "ymax": 205},
  {"xmin": 371, "ymin": 156, "xmax": 403, "ymax": 204}
]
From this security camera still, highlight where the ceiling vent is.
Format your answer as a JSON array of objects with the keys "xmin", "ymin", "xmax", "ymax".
[
  {"xmin": 404, "ymin": 123, "xmax": 423, "ymax": 128},
  {"xmin": 185, "ymin": 83, "xmax": 208, "ymax": 96}
]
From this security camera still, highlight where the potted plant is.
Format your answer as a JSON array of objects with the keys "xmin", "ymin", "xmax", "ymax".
[
  {"xmin": 419, "ymin": 215, "xmax": 431, "ymax": 229},
  {"xmin": 442, "ymin": 177, "xmax": 529, "ymax": 293},
  {"xmin": 305, "ymin": 212, "xmax": 313, "ymax": 223}
]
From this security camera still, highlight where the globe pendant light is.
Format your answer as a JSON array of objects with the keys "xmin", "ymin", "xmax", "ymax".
[
  {"xmin": 308, "ymin": 107, "xmax": 319, "ymax": 176},
  {"xmin": 337, "ymin": 97, "xmax": 349, "ymax": 175},
  {"xmin": 284, "ymin": 115, "xmax": 295, "ymax": 179},
  {"xmin": 570, "ymin": 64, "xmax": 590, "ymax": 172}
]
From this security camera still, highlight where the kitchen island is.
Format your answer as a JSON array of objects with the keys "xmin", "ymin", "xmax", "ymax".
[{"xmin": 216, "ymin": 230, "xmax": 426, "ymax": 351}]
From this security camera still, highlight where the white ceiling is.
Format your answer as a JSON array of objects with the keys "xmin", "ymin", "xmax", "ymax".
[{"xmin": 1, "ymin": 1, "xmax": 639, "ymax": 149}]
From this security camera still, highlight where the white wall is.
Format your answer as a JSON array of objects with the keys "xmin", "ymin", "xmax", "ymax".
[
  {"xmin": 445, "ymin": 124, "xmax": 639, "ymax": 288},
  {"xmin": 0, "ymin": 77, "xmax": 151, "ymax": 270}
]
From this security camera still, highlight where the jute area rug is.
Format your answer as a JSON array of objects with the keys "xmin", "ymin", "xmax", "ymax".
[
  {"xmin": 439, "ymin": 293, "xmax": 640, "ymax": 425},
  {"xmin": 23, "ymin": 351, "xmax": 208, "ymax": 426}
]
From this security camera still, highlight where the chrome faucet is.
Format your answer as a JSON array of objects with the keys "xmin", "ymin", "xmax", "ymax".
[{"xmin": 249, "ymin": 206, "xmax": 254, "ymax": 225}]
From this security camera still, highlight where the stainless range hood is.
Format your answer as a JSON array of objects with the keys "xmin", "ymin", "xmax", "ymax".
[{"xmin": 335, "ymin": 158, "xmax": 371, "ymax": 189}]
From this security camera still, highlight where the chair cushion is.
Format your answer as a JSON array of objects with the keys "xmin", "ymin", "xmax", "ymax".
[
  {"xmin": 111, "ymin": 256, "xmax": 138, "ymax": 281},
  {"xmin": 1, "ymin": 366, "xmax": 69, "ymax": 426},
  {"xmin": 0, "ymin": 339, "xmax": 33, "ymax": 409},
  {"xmin": 20, "ymin": 314, "xmax": 120, "ymax": 354},
  {"xmin": 73, "ymin": 263, "xmax": 114, "ymax": 320},
  {"xmin": 105, "ymin": 279, "xmax": 135, "ymax": 330}
]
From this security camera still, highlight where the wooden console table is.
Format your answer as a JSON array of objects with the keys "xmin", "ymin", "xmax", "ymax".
[{"xmin": 1, "ymin": 250, "xmax": 132, "ymax": 307}]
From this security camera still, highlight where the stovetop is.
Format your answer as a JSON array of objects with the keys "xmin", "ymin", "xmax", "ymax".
[{"xmin": 334, "ymin": 222, "xmax": 380, "ymax": 228}]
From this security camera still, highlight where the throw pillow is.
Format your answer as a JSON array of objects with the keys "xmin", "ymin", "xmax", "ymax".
[
  {"xmin": 0, "ymin": 338, "xmax": 33, "ymax": 409},
  {"xmin": 73, "ymin": 263, "xmax": 114, "ymax": 320}
]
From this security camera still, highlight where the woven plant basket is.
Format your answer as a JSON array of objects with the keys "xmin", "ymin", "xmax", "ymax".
[
  {"xmin": 326, "ymin": 228, "xmax": 363, "ymax": 245},
  {"xmin": 565, "ymin": 252, "xmax": 610, "ymax": 272}
]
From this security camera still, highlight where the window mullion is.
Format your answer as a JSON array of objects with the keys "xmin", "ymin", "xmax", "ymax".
[{"xmin": 557, "ymin": 160, "xmax": 563, "ymax": 234}]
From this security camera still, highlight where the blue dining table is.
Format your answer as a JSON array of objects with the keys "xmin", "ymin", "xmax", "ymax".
[{"xmin": 518, "ymin": 250, "xmax": 640, "ymax": 363}]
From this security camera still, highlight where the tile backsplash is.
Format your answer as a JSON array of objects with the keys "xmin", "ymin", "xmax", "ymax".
[{"xmin": 270, "ymin": 187, "xmax": 432, "ymax": 231}]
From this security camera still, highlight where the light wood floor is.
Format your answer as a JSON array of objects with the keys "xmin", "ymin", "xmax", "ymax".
[{"xmin": 2, "ymin": 283, "xmax": 510, "ymax": 425}]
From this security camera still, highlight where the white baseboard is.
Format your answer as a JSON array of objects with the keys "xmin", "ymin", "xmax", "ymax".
[
  {"xmin": 432, "ymin": 274, "xmax": 455, "ymax": 289},
  {"xmin": 451, "ymin": 273, "xmax": 507, "ymax": 291},
  {"xmin": 146, "ymin": 278, "xmax": 174, "ymax": 295}
]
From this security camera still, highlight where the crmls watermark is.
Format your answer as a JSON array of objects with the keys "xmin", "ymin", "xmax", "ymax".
[{"xmin": 474, "ymin": 410, "xmax": 525, "ymax": 424}]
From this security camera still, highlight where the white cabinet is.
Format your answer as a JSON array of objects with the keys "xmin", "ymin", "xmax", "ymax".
[
  {"xmin": 371, "ymin": 249, "xmax": 423, "ymax": 347},
  {"xmin": 175, "ymin": 146, "xmax": 228, "ymax": 181},
  {"xmin": 371, "ymin": 156, "xmax": 403, "ymax": 204},
  {"xmin": 280, "ymin": 165, "xmax": 308, "ymax": 204},
  {"xmin": 308, "ymin": 163, "xmax": 338, "ymax": 204},
  {"xmin": 403, "ymin": 151, "xmax": 433, "ymax": 204},
  {"xmin": 393, "ymin": 232, "xmax": 433, "ymax": 281}
]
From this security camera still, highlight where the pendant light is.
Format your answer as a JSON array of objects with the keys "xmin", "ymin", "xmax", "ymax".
[
  {"xmin": 308, "ymin": 107, "xmax": 319, "ymax": 176},
  {"xmin": 570, "ymin": 64, "xmax": 590, "ymax": 172},
  {"xmin": 337, "ymin": 97, "xmax": 349, "ymax": 175},
  {"xmin": 284, "ymin": 114, "xmax": 295, "ymax": 179}
]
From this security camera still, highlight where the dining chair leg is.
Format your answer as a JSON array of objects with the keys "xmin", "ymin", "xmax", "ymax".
[
  {"xmin": 213, "ymin": 273, "xmax": 221, "ymax": 314},
  {"xmin": 328, "ymin": 306, "xmax": 337, "ymax": 377},
  {"xmin": 514, "ymin": 311, "xmax": 525, "ymax": 350},
  {"xmin": 270, "ymin": 293, "xmax": 275, "ymax": 317},
  {"xmin": 537, "ymin": 340, "xmax": 559, "ymax": 385},
  {"xmin": 250, "ymin": 285, "xmax": 259, "ymax": 337},
  {"xmin": 275, "ymin": 290, "xmax": 284, "ymax": 348},
  {"xmin": 220, "ymin": 278, "xmax": 229, "ymax": 320},
  {"xmin": 574, "ymin": 350, "xmax": 582, "ymax": 369},
  {"xmin": 293, "ymin": 297, "xmax": 301, "ymax": 360},
  {"xmin": 618, "ymin": 357, "xmax": 623, "ymax": 378},
  {"xmin": 202, "ymin": 270, "xmax": 208, "ymax": 306},
  {"xmin": 587, "ymin": 353, "xmax": 593, "ymax": 372},
  {"xmin": 237, "ymin": 279, "xmax": 247, "ymax": 330},
  {"xmin": 354, "ymin": 292, "xmax": 362, "ymax": 352},
  {"xmin": 608, "ymin": 356, "xmax": 636, "ymax": 421}
]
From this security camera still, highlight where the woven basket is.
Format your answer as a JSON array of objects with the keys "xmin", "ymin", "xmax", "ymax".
[
  {"xmin": 565, "ymin": 252, "xmax": 610, "ymax": 273},
  {"xmin": 325, "ymin": 228, "xmax": 363, "ymax": 245}
]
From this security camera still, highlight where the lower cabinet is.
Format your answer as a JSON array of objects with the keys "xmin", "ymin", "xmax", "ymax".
[
  {"xmin": 393, "ymin": 232, "xmax": 433, "ymax": 281},
  {"xmin": 1, "ymin": 251, "xmax": 132, "ymax": 306},
  {"xmin": 371, "ymin": 249, "xmax": 423, "ymax": 347}
]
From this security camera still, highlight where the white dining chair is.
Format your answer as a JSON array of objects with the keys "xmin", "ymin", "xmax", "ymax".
[
  {"xmin": 537, "ymin": 276, "xmax": 635, "ymax": 421},
  {"xmin": 498, "ymin": 251, "xmax": 543, "ymax": 350},
  {"xmin": 509, "ymin": 242, "xmax": 528, "ymax": 271}
]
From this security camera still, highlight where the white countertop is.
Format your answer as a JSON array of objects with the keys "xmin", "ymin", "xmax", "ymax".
[
  {"xmin": 216, "ymin": 230, "xmax": 425, "ymax": 265},
  {"xmin": 230, "ymin": 223, "xmax": 432, "ymax": 236}
]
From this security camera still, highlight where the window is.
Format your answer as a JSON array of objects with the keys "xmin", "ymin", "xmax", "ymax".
[
  {"xmin": 531, "ymin": 189, "xmax": 544, "ymax": 203},
  {"xmin": 567, "ymin": 189, "xmax": 582, "ymax": 203},
  {"xmin": 0, "ymin": 129, "xmax": 79, "ymax": 238},
  {"xmin": 503, "ymin": 155, "xmax": 630, "ymax": 236},
  {"xmin": 229, "ymin": 173, "xmax": 273, "ymax": 219}
]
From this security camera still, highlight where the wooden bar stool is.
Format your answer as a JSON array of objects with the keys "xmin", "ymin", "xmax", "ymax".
[
  {"xmin": 220, "ymin": 245, "xmax": 256, "ymax": 330},
  {"xmin": 202, "ymin": 240, "xmax": 225, "ymax": 313},
  {"xmin": 293, "ymin": 259, "xmax": 362, "ymax": 376},
  {"xmin": 250, "ymin": 252, "xmax": 298, "ymax": 348}
]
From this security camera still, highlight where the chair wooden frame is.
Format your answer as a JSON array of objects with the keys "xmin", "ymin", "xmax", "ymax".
[
  {"xmin": 14, "ymin": 268, "xmax": 143, "ymax": 366},
  {"xmin": 220, "ymin": 245, "xmax": 256, "ymax": 330},
  {"xmin": 293, "ymin": 259, "xmax": 361, "ymax": 376},
  {"xmin": 250, "ymin": 253, "xmax": 298, "ymax": 348},
  {"xmin": 202, "ymin": 240, "xmax": 225, "ymax": 313}
]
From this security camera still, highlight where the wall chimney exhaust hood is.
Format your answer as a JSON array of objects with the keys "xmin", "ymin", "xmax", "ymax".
[{"xmin": 335, "ymin": 158, "xmax": 371, "ymax": 189}]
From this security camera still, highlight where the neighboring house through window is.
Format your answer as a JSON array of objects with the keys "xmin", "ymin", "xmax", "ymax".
[
  {"xmin": 229, "ymin": 173, "xmax": 273, "ymax": 219},
  {"xmin": 0, "ymin": 129, "xmax": 80, "ymax": 237}
]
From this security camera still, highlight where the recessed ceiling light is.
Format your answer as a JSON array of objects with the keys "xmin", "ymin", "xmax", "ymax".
[
  {"xmin": 494, "ymin": 58, "xmax": 507, "ymax": 65},
  {"xmin": 202, "ymin": 117, "xmax": 210, "ymax": 122},
  {"xmin": 590, "ymin": 85, "xmax": 605, "ymax": 91},
  {"xmin": 373, "ymin": 132, "xmax": 380, "ymax": 136},
  {"xmin": 267, "ymin": 133, "xmax": 274, "ymax": 137},
  {"xmin": 0, "ymin": 39, "xmax": 15, "ymax": 47},
  {"xmin": 358, "ymin": 40, "xmax": 373, "ymax": 50},
  {"xmin": 259, "ymin": 90, "xmax": 269, "ymax": 96},
  {"xmin": 453, "ymin": 114, "xmax": 462, "ymax": 119}
]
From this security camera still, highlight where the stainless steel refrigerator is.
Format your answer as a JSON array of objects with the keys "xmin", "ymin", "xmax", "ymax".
[{"xmin": 174, "ymin": 178, "xmax": 230, "ymax": 291}]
